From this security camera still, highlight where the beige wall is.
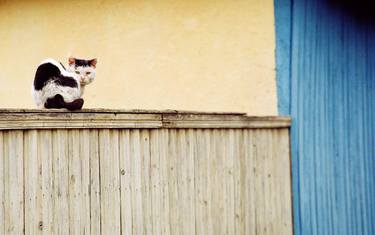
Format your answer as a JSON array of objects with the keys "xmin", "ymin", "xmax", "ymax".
[{"xmin": 0, "ymin": 0, "xmax": 277, "ymax": 115}]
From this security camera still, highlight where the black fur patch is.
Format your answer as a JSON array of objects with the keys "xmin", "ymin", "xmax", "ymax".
[
  {"xmin": 45, "ymin": 94, "xmax": 65, "ymax": 109},
  {"xmin": 74, "ymin": 59, "xmax": 93, "ymax": 67},
  {"xmin": 34, "ymin": 63, "xmax": 60, "ymax": 90},
  {"xmin": 45, "ymin": 95, "xmax": 84, "ymax": 110},
  {"xmin": 34, "ymin": 62, "xmax": 78, "ymax": 90},
  {"xmin": 54, "ymin": 75, "xmax": 78, "ymax": 88}
]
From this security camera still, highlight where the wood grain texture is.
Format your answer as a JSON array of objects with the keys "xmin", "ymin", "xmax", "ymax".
[
  {"xmin": 52, "ymin": 130, "xmax": 70, "ymax": 235},
  {"xmin": 0, "ymin": 132, "xmax": 4, "ymax": 234},
  {"xmin": 0, "ymin": 112, "xmax": 292, "ymax": 234},
  {"xmin": 0, "ymin": 110, "xmax": 290, "ymax": 130},
  {"xmin": 99, "ymin": 129, "xmax": 121, "ymax": 234},
  {"xmin": 4, "ymin": 130, "xmax": 24, "ymax": 234},
  {"xmin": 89, "ymin": 129, "xmax": 101, "ymax": 235}
]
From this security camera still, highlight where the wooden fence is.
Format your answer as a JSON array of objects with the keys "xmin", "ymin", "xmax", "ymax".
[{"xmin": 0, "ymin": 109, "xmax": 292, "ymax": 235}]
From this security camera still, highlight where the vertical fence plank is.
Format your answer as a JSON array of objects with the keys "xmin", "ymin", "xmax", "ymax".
[
  {"xmin": 40, "ymin": 130, "xmax": 54, "ymax": 234},
  {"xmin": 0, "ymin": 132, "xmax": 4, "ymax": 234},
  {"xmin": 140, "ymin": 130, "xmax": 152, "ymax": 234},
  {"xmin": 234, "ymin": 129, "xmax": 243, "ymax": 235},
  {"xmin": 6, "ymin": 131, "xmax": 24, "ymax": 233},
  {"xmin": 99, "ymin": 129, "xmax": 121, "ymax": 234},
  {"xmin": 4, "ymin": 130, "xmax": 24, "ymax": 234},
  {"xmin": 210, "ymin": 129, "xmax": 225, "ymax": 235},
  {"xmin": 79, "ymin": 130, "xmax": 91, "ymax": 235},
  {"xmin": 225, "ymin": 129, "xmax": 235, "ymax": 235},
  {"xmin": 244, "ymin": 130, "xmax": 256, "ymax": 235},
  {"xmin": 89, "ymin": 129, "xmax": 101, "ymax": 235},
  {"xmin": 176, "ymin": 128, "xmax": 196, "ymax": 234},
  {"xmin": 52, "ymin": 130, "xmax": 69, "ymax": 234},
  {"xmin": 3, "ymin": 131, "xmax": 9, "ymax": 233},
  {"xmin": 177, "ymin": 129, "xmax": 188, "ymax": 233},
  {"xmin": 278, "ymin": 129, "xmax": 293, "ymax": 235},
  {"xmin": 130, "ymin": 130, "xmax": 143, "ymax": 235},
  {"xmin": 270, "ymin": 129, "xmax": 281, "ymax": 234},
  {"xmin": 194, "ymin": 129, "xmax": 209, "ymax": 235},
  {"xmin": 69, "ymin": 130, "xmax": 83, "ymax": 234},
  {"xmin": 119, "ymin": 130, "xmax": 133, "ymax": 235},
  {"xmin": 264, "ymin": 129, "xmax": 274, "ymax": 235},
  {"xmin": 158, "ymin": 130, "xmax": 170, "ymax": 235},
  {"xmin": 186, "ymin": 129, "xmax": 196, "ymax": 234},
  {"xmin": 205, "ymin": 130, "xmax": 214, "ymax": 235},
  {"xmin": 174, "ymin": 129, "xmax": 197, "ymax": 234},
  {"xmin": 68, "ymin": 130, "xmax": 91, "ymax": 234},
  {"xmin": 150, "ymin": 130, "xmax": 161, "ymax": 235},
  {"xmin": 167, "ymin": 129, "xmax": 180, "ymax": 235},
  {"xmin": 24, "ymin": 130, "xmax": 38, "ymax": 235},
  {"xmin": 254, "ymin": 129, "xmax": 267, "ymax": 235}
]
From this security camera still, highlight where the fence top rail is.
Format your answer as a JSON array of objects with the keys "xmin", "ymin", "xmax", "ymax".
[{"xmin": 0, "ymin": 109, "xmax": 291, "ymax": 130}]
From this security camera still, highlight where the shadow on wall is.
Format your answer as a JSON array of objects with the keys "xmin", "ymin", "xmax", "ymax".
[{"xmin": 327, "ymin": 0, "xmax": 375, "ymax": 24}]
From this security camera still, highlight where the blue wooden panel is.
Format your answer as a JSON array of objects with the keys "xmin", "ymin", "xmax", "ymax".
[
  {"xmin": 274, "ymin": 0, "xmax": 292, "ymax": 115},
  {"xmin": 275, "ymin": 0, "xmax": 375, "ymax": 234}
]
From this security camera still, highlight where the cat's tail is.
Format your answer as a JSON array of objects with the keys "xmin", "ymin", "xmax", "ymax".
[{"xmin": 44, "ymin": 94, "xmax": 84, "ymax": 110}]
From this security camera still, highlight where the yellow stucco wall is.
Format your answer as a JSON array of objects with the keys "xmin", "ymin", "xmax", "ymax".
[{"xmin": 0, "ymin": 0, "xmax": 277, "ymax": 115}]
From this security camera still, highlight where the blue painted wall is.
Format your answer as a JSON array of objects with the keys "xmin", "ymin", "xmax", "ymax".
[{"xmin": 275, "ymin": 0, "xmax": 375, "ymax": 234}]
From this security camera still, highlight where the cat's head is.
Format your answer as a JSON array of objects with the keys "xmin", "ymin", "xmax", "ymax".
[{"xmin": 67, "ymin": 57, "xmax": 97, "ymax": 86}]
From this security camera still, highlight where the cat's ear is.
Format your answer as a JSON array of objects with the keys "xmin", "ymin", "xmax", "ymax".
[
  {"xmin": 68, "ymin": 57, "xmax": 75, "ymax": 65},
  {"xmin": 90, "ymin": 58, "xmax": 97, "ymax": 68}
]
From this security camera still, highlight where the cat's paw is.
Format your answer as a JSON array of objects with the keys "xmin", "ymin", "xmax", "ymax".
[{"xmin": 65, "ymin": 98, "xmax": 84, "ymax": 110}]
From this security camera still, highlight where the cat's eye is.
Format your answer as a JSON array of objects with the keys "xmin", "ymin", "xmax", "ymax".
[
  {"xmin": 75, "ymin": 71, "xmax": 80, "ymax": 74},
  {"xmin": 86, "ymin": 72, "xmax": 91, "ymax": 75}
]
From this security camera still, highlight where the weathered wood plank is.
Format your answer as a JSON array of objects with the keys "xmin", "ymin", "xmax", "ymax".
[
  {"xmin": 24, "ymin": 130, "xmax": 38, "ymax": 235},
  {"xmin": 69, "ymin": 130, "xmax": 81, "ymax": 235},
  {"xmin": 158, "ymin": 130, "xmax": 171, "ymax": 235},
  {"xmin": 0, "ymin": 113, "xmax": 162, "ymax": 130},
  {"xmin": 163, "ymin": 114, "xmax": 291, "ymax": 129},
  {"xmin": 194, "ymin": 129, "xmax": 209, "ymax": 235},
  {"xmin": 39, "ymin": 130, "xmax": 54, "ymax": 234},
  {"xmin": 176, "ymin": 129, "xmax": 195, "ymax": 234},
  {"xmin": 68, "ymin": 130, "xmax": 91, "ymax": 234},
  {"xmin": 0, "ymin": 110, "xmax": 290, "ymax": 130},
  {"xmin": 79, "ymin": 130, "xmax": 91, "ymax": 235},
  {"xmin": 89, "ymin": 129, "xmax": 101, "ymax": 235},
  {"xmin": 0, "ymin": 132, "xmax": 4, "ymax": 234},
  {"xmin": 4, "ymin": 130, "xmax": 24, "ymax": 234},
  {"xmin": 130, "ymin": 130, "xmax": 144, "ymax": 235},
  {"xmin": 0, "ymin": 108, "xmax": 246, "ymax": 116},
  {"xmin": 119, "ymin": 130, "xmax": 133, "ymax": 235},
  {"xmin": 176, "ymin": 130, "xmax": 187, "ymax": 233},
  {"xmin": 186, "ymin": 129, "xmax": 196, "ymax": 234},
  {"xmin": 99, "ymin": 129, "xmax": 121, "ymax": 234},
  {"xmin": 211, "ymin": 129, "xmax": 225, "ymax": 235},
  {"xmin": 244, "ymin": 130, "xmax": 256, "ymax": 235},
  {"xmin": 167, "ymin": 129, "xmax": 180, "ymax": 235},
  {"xmin": 277, "ymin": 129, "xmax": 293, "ymax": 235},
  {"xmin": 224, "ymin": 129, "xmax": 235, "ymax": 235},
  {"xmin": 254, "ymin": 129, "xmax": 267, "ymax": 235},
  {"xmin": 52, "ymin": 130, "xmax": 70, "ymax": 234},
  {"xmin": 140, "ymin": 130, "xmax": 152, "ymax": 234},
  {"xmin": 150, "ymin": 130, "xmax": 161, "ymax": 235}
]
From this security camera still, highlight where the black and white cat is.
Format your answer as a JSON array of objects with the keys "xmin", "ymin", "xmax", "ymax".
[{"xmin": 32, "ymin": 57, "xmax": 97, "ymax": 110}]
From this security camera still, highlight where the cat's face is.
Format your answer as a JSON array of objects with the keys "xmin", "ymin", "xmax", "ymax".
[{"xmin": 67, "ymin": 57, "xmax": 97, "ymax": 86}]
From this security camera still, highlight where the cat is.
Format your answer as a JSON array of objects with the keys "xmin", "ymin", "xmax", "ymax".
[{"xmin": 32, "ymin": 57, "xmax": 97, "ymax": 110}]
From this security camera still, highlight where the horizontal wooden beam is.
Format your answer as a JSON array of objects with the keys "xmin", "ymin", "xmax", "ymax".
[
  {"xmin": 0, "ymin": 109, "xmax": 291, "ymax": 129},
  {"xmin": 0, "ymin": 108, "xmax": 247, "ymax": 115}
]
